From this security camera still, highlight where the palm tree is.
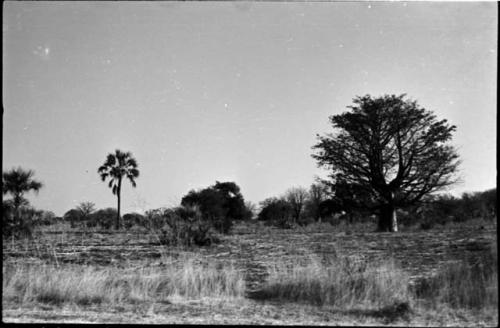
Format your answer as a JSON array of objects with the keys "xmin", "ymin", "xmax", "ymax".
[
  {"xmin": 2, "ymin": 167, "xmax": 43, "ymax": 215},
  {"xmin": 98, "ymin": 150, "xmax": 139, "ymax": 229}
]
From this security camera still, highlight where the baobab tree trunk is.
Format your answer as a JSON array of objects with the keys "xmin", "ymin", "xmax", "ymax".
[
  {"xmin": 377, "ymin": 190, "xmax": 399, "ymax": 232},
  {"xmin": 378, "ymin": 204, "xmax": 398, "ymax": 232}
]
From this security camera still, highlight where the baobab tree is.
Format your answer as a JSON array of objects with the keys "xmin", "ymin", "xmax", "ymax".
[
  {"xmin": 98, "ymin": 150, "xmax": 139, "ymax": 229},
  {"xmin": 312, "ymin": 94, "xmax": 460, "ymax": 232}
]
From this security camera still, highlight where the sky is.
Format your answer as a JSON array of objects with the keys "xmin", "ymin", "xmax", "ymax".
[{"xmin": 3, "ymin": 1, "xmax": 497, "ymax": 217}]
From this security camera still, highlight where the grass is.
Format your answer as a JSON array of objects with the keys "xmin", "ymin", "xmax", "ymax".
[
  {"xmin": 3, "ymin": 257, "xmax": 246, "ymax": 307},
  {"xmin": 3, "ymin": 220, "xmax": 497, "ymax": 325},
  {"xmin": 251, "ymin": 244, "xmax": 497, "ymax": 318},
  {"xmin": 413, "ymin": 240, "xmax": 498, "ymax": 310},
  {"xmin": 253, "ymin": 256, "xmax": 411, "ymax": 309}
]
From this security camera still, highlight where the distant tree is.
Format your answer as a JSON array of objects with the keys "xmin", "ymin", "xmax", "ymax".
[
  {"xmin": 285, "ymin": 187, "xmax": 309, "ymax": 224},
  {"xmin": 88, "ymin": 208, "xmax": 118, "ymax": 230},
  {"xmin": 479, "ymin": 188, "xmax": 497, "ymax": 219},
  {"xmin": 98, "ymin": 150, "xmax": 139, "ymax": 229},
  {"xmin": 63, "ymin": 208, "xmax": 82, "ymax": 228},
  {"xmin": 77, "ymin": 201, "xmax": 96, "ymax": 221},
  {"xmin": 245, "ymin": 201, "xmax": 258, "ymax": 220},
  {"xmin": 312, "ymin": 94, "xmax": 460, "ymax": 232},
  {"xmin": 257, "ymin": 197, "xmax": 293, "ymax": 228},
  {"xmin": 63, "ymin": 202, "xmax": 97, "ymax": 228},
  {"xmin": 180, "ymin": 181, "xmax": 252, "ymax": 233},
  {"xmin": 181, "ymin": 187, "xmax": 229, "ymax": 232},
  {"xmin": 122, "ymin": 212, "xmax": 146, "ymax": 229},
  {"xmin": 318, "ymin": 198, "xmax": 343, "ymax": 221},
  {"xmin": 39, "ymin": 210, "xmax": 56, "ymax": 225},
  {"xmin": 213, "ymin": 181, "xmax": 251, "ymax": 221},
  {"xmin": 304, "ymin": 182, "xmax": 329, "ymax": 222}
]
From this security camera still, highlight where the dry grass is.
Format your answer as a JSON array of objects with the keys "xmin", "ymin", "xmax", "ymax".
[
  {"xmin": 3, "ymin": 220, "xmax": 497, "ymax": 325},
  {"xmin": 253, "ymin": 256, "xmax": 410, "ymax": 309},
  {"xmin": 3, "ymin": 258, "xmax": 246, "ymax": 307},
  {"xmin": 251, "ymin": 244, "xmax": 497, "ymax": 319},
  {"xmin": 414, "ymin": 240, "xmax": 498, "ymax": 310}
]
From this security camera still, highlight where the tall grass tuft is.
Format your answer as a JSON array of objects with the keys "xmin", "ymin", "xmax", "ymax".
[
  {"xmin": 414, "ymin": 240, "xmax": 498, "ymax": 309},
  {"xmin": 3, "ymin": 259, "xmax": 246, "ymax": 307},
  {"xmin": 255, "ymin": 256, "xmax": 410, "ymax": 309}
]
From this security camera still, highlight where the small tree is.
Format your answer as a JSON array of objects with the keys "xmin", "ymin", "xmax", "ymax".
[
  {"xmin": 257, "ymin": 197, "xmax": 294, "ymax": 228},
  {"xmin": 64, "ymin": 208, "xmax": 82, "ymax": 228},
  {"xmin": 312, "ymin": 94, "xmax": 460, "ymax": 232},
  {"xmin": 98, "ymin": 150, "xmax": 139, "ymax": 229},
  {"xmin": 180, "ymin": 181, "xmax": 250, "ymax": 233},
  {"xmin": 77, "ymin": 201, "xmax": 96, "ymax": 221},
  {"xmin": 305, "ymin": 182, "xmax": 329, "ymax": 222},
  {"xmin": 285, "ymin": 187, "xmax": 309, "ymax": 224},
  {"xmin": 63, "ymin": 202, "xmax": 96, "ymax": 228}
]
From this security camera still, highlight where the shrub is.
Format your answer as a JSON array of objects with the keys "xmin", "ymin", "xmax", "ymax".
[
  {"xmin": 145, "ymin": 206, "xmax": 218, "ymax": 247},
  {"xmin": 2, "ymin": 202, "xmax": 37, "ymax": 238},
  {"xmin": 63, "ymin": 208, "xmax": 83, "ymax": 228},
  {"xmin": 258, "ymin": 198, "xmax": 294, "ymax": 228},
  {"xmin": 32, "ymin": 210, "xmax": 57, "ymax": 226},
  {"xmin": 122, "ymin": 212, "xmax": 145, "ymax": 230},
  {"xmin": 87, "ymin": 208, "xmax": 117, "ymax": 230},
  {"xmin": 181, "ymin": 187, "xmax": 232, "ymax": 234}
]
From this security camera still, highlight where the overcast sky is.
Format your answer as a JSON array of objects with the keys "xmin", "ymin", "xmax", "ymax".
[{"xmin": 3, "ymin": 2, "xmax": 497, "ymax": 216}]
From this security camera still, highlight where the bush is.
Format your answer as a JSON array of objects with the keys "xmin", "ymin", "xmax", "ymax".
[
  {"xmin": 2, "ymin": 202, "xmax": 37, "ymax": 238},
  {"xmin": 63, "ymin": 209, "xmax": 83, "ymax": 228},
  {"xmin": 258, "ymin": 198, "xmax": 294, "ymax": 228},
  {"xmin": 122, "ymin": 212, "xmax": 145, "ymax": 230},
  {"xmin": 87, "ymin": 208, "xmax": 117, "ymax": 230},
  {"xmin": 145, "ymin": 206, "xmax": 218, "ymax": 247},
  {"xmin": 33, "ymin": 210, "xmax": 57, "ymax": 226}
]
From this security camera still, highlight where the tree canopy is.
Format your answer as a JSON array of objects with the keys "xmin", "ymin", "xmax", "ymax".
[
  {"xmin": 98, "ymin": 149, "xmax": 139, "ymax": 229},
  {"xmin": 312, "ymin": 94, "xmax": 460, "ymax": 231},
  {"xmin": 3, "ymin": 167, "xmax": 43, "ymax": 210},
  {"xmin": 180, "ymin": 181, "xmax": 251, "ymax": 233}
]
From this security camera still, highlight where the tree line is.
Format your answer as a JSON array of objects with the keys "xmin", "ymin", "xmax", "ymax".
[{"xmin": 4, "ymin": 93, "xmax": 494, "ymax": 238}]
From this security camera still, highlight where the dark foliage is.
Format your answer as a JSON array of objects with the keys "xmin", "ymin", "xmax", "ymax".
[
  {"xmin": 86, "ymin": 208, "xmax": 118, "ymax": 230},
  {"xmin": 181, "ymin": 181, "xmax": 251, "ymax": 234},
  {"xmin": 257, "ymin": 198, "xmax": 294, "ymax": 229},
  {"xmin": 303, "ymin": 183, "xmax": 329, "ymax": 222},
  {"xmin": 399, "ymin": 188, "xmax": 497, "ymax": 230},
  {"xmin": 2, "ymin": 202, "xmax": 38, "ymax": 238},
  {"xmin": 2, "ymin": 167, "xmax": 43, "ymax": 238},
  {"xmin": 285, "ymin": 187, "xmax": 309, "ymax": 224},
  {"xmin": 122, "ymin": 212, "xmax": 146, "ymax": 230},
  {"xmin": 63, "ymin": 209, "xmax": 83, "ymax": 228}
]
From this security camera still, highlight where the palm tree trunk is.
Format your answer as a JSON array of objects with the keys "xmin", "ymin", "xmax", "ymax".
[{"xmin": 116, "ymin": 178, "xmax": 122, "ymax": 230}]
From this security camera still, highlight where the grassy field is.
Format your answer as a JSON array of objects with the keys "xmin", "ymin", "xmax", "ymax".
[{"xmin": 2, "ymin": 219, "xmax": 498, "ymax": 325}]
